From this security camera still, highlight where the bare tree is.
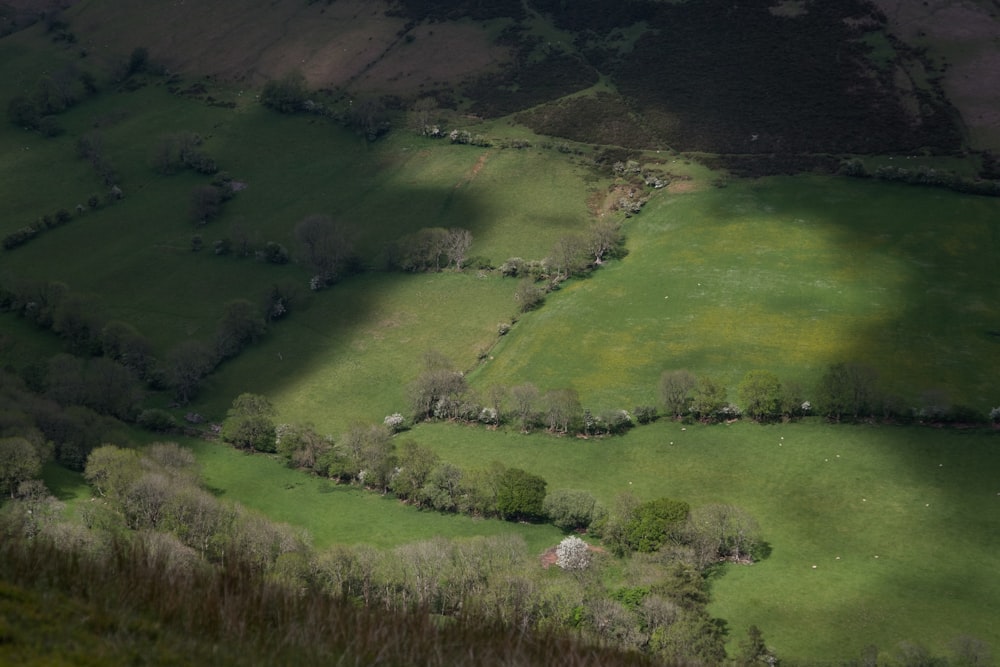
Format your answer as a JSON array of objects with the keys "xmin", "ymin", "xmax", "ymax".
[
  {"xmin": 543, "ymin": 388, "xmax": 581, "ymax": 433},
  {"xmin": 190, "ymin": 185, "xmax": 223, "ymax": 224},
  {"xmin": 293, "ymin": 214, "xmax": 357, "ymax": 286},
  {"xmin": 659, "ymin": 369, "xmax": 696, "ymax": 418},
  {"xmin": 443, "ymin": 228, "xmax": 473, "ymax": 270},
  {"xmin": 548, "ymin": 234, "xmax": 589, "ymax": 279},
  {"xmin": 164, "ymin": 340, "xmax": 214, "ymax": 404},
  {"xmin": 588, "ymin": 219, "xmax": 624, "ymax": 264},
  {"xmin": 510, "ymin": 383, "xmax": 539, "ymax": 433}
]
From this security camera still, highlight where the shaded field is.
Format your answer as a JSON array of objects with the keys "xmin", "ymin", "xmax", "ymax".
[
  {"xmin": 0, "ymin": 75, "xmax": 600, "ymax": 366},
  {"xmin": 407, "ymin": 419, "xmax": 1000, "ymax": 662}
]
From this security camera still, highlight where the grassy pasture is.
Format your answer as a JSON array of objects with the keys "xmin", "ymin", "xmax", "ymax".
[
  {"xmin": 407, "ymin": 419, "xmax": 1000, "ymax": 662},
  {"xmin": 470, "ymin": 175, "xmax": 1000, "ymax": 412},
  {"xmin": 174, "ymin": 437, "xmax": 565, "ymax": 553},
  {"xmin": 37, "ymin": 435, "xmax": 564, "ymax": 554},
  {"xmin": 201, "ymin": 272, "xmax": 520, "ymax": 431},
  {"xmin": 0, "ymin": 75, "xmax": 601, "ymax": 361}
]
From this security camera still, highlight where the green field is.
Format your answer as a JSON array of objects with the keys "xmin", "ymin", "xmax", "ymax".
[
  {"xmin": 37, "ymin": 435, "xmax": 563, "ymax": 553},
  {"xmin": 4, "ymin": 8, "xmax": 1000, "ymax": 664},
  {"xmin": 470, "ymin": 175, "xmax": 1000, "ymax": 412},
  {"xmin": 406, "ymin": 419, "xmax": 1000, "ymax": 662}
]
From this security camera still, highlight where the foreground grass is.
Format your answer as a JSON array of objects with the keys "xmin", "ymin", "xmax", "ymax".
[{"xmin": 408, "ymin": 419, "xmax": 1000, "ymax": 662}]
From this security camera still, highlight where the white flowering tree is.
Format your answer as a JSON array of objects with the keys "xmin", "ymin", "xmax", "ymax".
[{"xmin": 556, "ymin": 536, "xmax": 591, "ymax": 571}]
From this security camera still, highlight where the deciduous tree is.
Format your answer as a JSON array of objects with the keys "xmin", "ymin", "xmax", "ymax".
[
  {"xmin": 260, "ymin": 71, "xmax": 308, "ymax": 113},
  {"xmin": 542, "ymin": 388, "xmax": 581, "ymax": 433},
  {"xmin": 164, "ymin": 340, "xmax": 214, "ymax": 404},
  {"xmin": 690, "ymin": 376, "xmax": 727, "ymax": 422},
  {"xmin": 816, "ymin": 362, "xmax": 879, "ymax": 421},
  {"xmin": 510, "ymin": 382, "xmax": 539, "ymax": 432},
  {"xmin": 738, "ymin": 370, "xmax": 782, "ymax": 422},
  {"xmin": 215, "ymin": 299, "xmax": 266, "ymax": 360},
  {"xmin": 392, "ymin": 439, "xmax": 439, "ymax": 503},
  {"xmin": 443, "ymin": 228, "xmax": 473, "ymax": 270},
  {"xmin": 496, "ymin": 467, "xmax": 546, "ymax": 521},
  {"xmin": 556, "ymin": 535, "xmax": 591, "ymax": 570},
  {"xmin": 0, "ymin": 437, "xmax": 42, "ymax": 498},
  {"xmin": 221, "ymin": 393, "xmax": 277, "ymax": 453},
  {"xmin": 659, "ymin": 369, "xmax": 696, "ymax": 418},
  {"xmin": 294, "ymin": 214, "xmax": 357, "ymax": 286},
  {"xmin": 544, "ymin": 489, "xmax": 604, "ymax": 531}
]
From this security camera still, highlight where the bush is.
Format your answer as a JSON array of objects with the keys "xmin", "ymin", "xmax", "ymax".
[
  {"xmin": 633, "ymin": 405, "xmax": 658, "ymax": 424},
  {"xmin": 383, "ymin": 413, "xmax": 405, "ymax": 433},
  {"xmin": 262, "ymin": 242, "xmax": 289, "ymax": 264},
  {"xmin": 190, "ymin": 185, "xmax": 223, "ymax": 224},
  {"xmin": 136, "ymin": 408, "xmax": 177, "ymax": 432},
  {"xmin": 514, "ymin": 279, "xmax": 545, "ymax": 312},
  {"xmin": 544, "ymin": 489, "xmax": 603, "ymax": 531},
  {"xmin": 597, "ymin": 409, "xmax": 633, "ymax": 435},
  {"xmin": 496, "ymin": 468, "xmax": 547, "ymax": 522},
  {"xmin": 261, "ymin": 72, "xmax": 309, "ymax": 113}
]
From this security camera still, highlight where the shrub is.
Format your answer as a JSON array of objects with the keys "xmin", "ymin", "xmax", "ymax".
[
  {"xmin": 544, "ymin": 489, "xmax": 603, "ymax": 531},
  {"xmin": 383, "ymin": 413, "xmax": 405, "ymax": 433},
  {"xmin": 213, "ymin": 238, "xmax": 231, "ymax": 255},
  {"xmin": 262, "ymin": 242, "xmax": 289, "ymax": 264},
  {"xmin": 260, "ymin": 72, "xmax": 309, "ymax": 113},
  {"xmin": 598, "ymin": 409, "xmax": 633, "ymax": 435},
  {"xmin": 500, "ymin": 257, "xmax": 525, "ymax": 277},
  {"xmin": 514, "ymin": 279, "xmax": 545, "ymax": 312},
  {"xmin": 633, "ymin": 405, "xmax": 658, "ymax": 424},
  {"xmin": 136, "ymin": 408, "xmax": 177, "ymax": 432}
]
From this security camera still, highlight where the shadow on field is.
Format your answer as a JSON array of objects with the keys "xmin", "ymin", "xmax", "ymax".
[{"xmin": 690, "ymin": 178, "xmax": 1000, "ymax": 654}]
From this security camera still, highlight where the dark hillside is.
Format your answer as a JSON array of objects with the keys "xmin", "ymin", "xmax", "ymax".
[
  {"xmin": 520, "ymin": 0, "xmax": 963, "ymax": 156},
  {"xmin": 38, "ymin": 0, "xmax": 967, "ymax": 158}
]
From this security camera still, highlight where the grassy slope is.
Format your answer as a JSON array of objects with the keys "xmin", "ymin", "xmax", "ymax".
[{"xmin": 408, "ymin": 419, "xmax": 1000, "ymax": 662}]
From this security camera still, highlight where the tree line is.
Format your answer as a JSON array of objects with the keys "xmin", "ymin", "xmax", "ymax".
[{"xmin": 406, "ymin": 356, "xmax": 1000, "ymax": 439}]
